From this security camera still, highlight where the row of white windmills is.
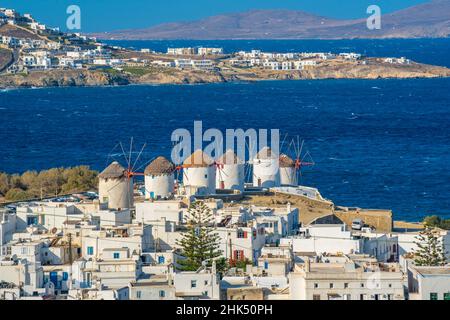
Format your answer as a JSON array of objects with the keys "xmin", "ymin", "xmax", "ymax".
[{"xmin": 98, "ymin": 146, "xmax": 312, "ymax": 206}]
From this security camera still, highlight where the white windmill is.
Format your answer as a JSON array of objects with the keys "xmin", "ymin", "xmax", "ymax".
[
  {"xmin": 215, "ymin": 149, "xmax": 245, "ymax": 192},
  {"xmin": 179, "ymin": 149, "xmax": 216, "ymax": 196}
]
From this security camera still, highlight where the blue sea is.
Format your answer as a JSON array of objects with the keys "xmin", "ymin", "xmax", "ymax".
[{"xmin": 1, "ymin": 39, "xmax": 450, "ymax": 221}]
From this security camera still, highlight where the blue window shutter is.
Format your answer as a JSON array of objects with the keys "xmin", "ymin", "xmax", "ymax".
[{"xmin": 62, "ymin": 272, "xmax": 68, "ymax": 281}]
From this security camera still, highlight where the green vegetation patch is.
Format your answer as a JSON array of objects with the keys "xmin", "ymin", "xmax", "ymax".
[{"xmin": 0, "ymin": 166, "xmax": 98, "ymax": 202}]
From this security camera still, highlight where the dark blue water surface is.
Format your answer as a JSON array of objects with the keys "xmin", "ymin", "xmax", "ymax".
[{"xmin": 1, "ymin": 40, "xmax": 450, "ymax": 221}]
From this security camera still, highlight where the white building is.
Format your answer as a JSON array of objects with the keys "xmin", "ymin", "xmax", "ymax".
[
  {"xmin": 197, "ymin": 47, "xmax": 223, "ymax": 55},
  {"xmin": 216, "ymin": 223, "xmax": 266, "ymax": 263},
  {"xmin": 135, "ymin": 200, "xmax": 186, "ymax": 225},
  {"xmin": 129, "ymin": 274, "xmax": 175, "ymax": 300},
  {"xmin": 289, "ymin": 255, "xmax": 405, "ymax": 300},
  {"xmin": 252, "ymin": 204, "xmax": 299, "ymax": 239},
  {"xmin": 15, "ymin": 202, "xmax": 84, "ymax": 232},
  {"xmin": 173, "ymin": 265, "xmax": 220, "ymax": 300},
  {"xmin": 407, "ymin": 264, "xmax": 450, "ymax": 300},
  {"xmin": 281, "ymin": 224, "xmax": 398, "ymax": 261},
  {"xmin": 0, "ymin": 210, "xmax": 16, "ymax": 256}
]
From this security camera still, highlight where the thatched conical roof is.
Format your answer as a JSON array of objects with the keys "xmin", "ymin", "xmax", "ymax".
[
  {"xmin": 98, "ymin": 161, "xmax": 126, "ymax": 179},
  {"xmin": 279, "ymin": 154, "xmax": 295, "ymax": 168},
  {"xmin": 255, "ymin": 146, "xmax": 278, "ymax": 160},
  {"xmin": 217, "ymin": 150, "xmax": 244, "ymax": 165},
  {"xmin": 145, "ymin": 156, "xmax": 175, "ymax": 176},
  {"xmin": 183, "ymin": 149, "xmax": 214, "ymax": 168}
]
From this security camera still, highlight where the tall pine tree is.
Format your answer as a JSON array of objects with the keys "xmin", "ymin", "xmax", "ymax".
[
  {"xmin": 413, "ymin": 226, "xmax": 446, "ymax": 266},
  {"xmin": 176, "ymin": 201, "xmax": 222, "ymax": 271}
]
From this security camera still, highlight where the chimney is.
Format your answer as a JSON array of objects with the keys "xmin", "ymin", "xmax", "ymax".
[{"xmin": 305, "ymin": 258, "xmax": 311, "ymax": 273}]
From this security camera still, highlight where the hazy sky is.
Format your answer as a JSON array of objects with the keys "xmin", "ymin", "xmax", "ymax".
[{"xmin": 1, "ymin": 0, "xmax": 429, "ymax": 32}]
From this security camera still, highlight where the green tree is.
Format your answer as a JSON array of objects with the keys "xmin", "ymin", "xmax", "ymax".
[
  {"xmin": 413, "ymin": 226, "xmax": 447, "ymax": 266},
  {"xmin": 0, "ymin": 172, "xmax": 10, "ymax": 196},
  {"xmin": 61, "ymin": 166, "xmax": 98, "ymax": 193},
  {"xmin": 423, "ymin": 215, "xmax": 450, "ymax": 230},
  {"xmin": 5, "ymin": 188, "xmax": 32, "ymax": 201},
  {"xmin": 176, "ymin": 201, "xmax": 222, "ymax": 271}
]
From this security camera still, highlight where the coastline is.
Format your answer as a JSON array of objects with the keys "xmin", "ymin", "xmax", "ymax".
[{"xmin": 1, "ymin": 60, "xmax": 450, "ymax": 90}]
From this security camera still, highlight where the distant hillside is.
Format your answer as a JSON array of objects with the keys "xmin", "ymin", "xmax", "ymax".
[
  {"xmin": 95, "ymin": 0, "xmax": 450, "ymax": 39},
  {"xmin": 0, "ymin": 48, "xmax": 13, "ymax": 72},
  {"xmin": 0, "ymin": 24, "xmax": 42, "ymax": 40}
]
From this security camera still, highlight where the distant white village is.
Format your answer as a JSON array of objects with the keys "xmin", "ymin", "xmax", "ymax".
[
  {"xmin": 0, "ymin": 146, "xmax": 449, "ymax": 301},
  {"xmin": 0, "ymin": 7, "xmax": 411, "ymax": 76}
]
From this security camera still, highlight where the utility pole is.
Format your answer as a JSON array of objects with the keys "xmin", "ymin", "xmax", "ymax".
[{"xmin": 228, "ymin": 237, "xmax": 232, "ymax": 264}]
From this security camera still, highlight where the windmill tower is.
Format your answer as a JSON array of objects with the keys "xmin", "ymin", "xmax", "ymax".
[
  {"xmin": 283, "ymin": 137, "xmax": 315, "ymax": 186},
  {"xmin": 99, "ymin": 138, "xmax": 150, "ymax": 209},
  {"xmin": 215, "ymin": 149, "xmax": 245, "ymax": 192},
  {"xmin": 279, "ymin": 154, "xmax": 297, "ymax": 186},
  {"xmin": 182, "ymin": 149, "xmax": 216, "ymax": 196},
  {"xmin": 144, "ymin": 156, "xmax": 176, "ymax": 200},
  {"xmin": 98, "ymin": 161, "xmax": 133, "ymax": 210},
  {"xmin": 252, "ymin": 146, "xmax": 280, "ymax": 188}
]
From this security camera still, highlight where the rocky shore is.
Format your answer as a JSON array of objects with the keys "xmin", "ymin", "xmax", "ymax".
[{"xmin": 1, "ymin": 59, "xmax": 449, "ymax": 89}]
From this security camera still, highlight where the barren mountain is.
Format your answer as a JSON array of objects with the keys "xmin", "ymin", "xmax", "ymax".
[{"xmin": 95, "ymin": 0, "xmax": 450, "ymax": 39}]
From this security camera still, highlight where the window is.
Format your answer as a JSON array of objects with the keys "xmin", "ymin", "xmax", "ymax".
[
  {"xmin": 360, "ymin": 294, "xmax": 365, "ymax": 300},
  {"xmin": 389, "ymin": 283, "xmax": 392, "ymax": 288},
  {"xmin": 204, "ymin": 174, "xmax": 208, "ymax": 179},
  {"xmin": 360, "ymin": 283, "xmax": 364, "ymax": 288},
  {"xmin": 430, "ymin": 293, "xmax": 438, "ymax": 300},
  {"xmin": 136, "ymin": 291, "xmax": 142, "ymax": 299},
  {"xmin": 87, "ymin": 246, "xmax": 94, "ymax": 255},
  {"xmin": 313, "ymin": 294, "xmax": 321, "ymax": 300},
  {"xmin": 204, "ymin": 280, "xmax": 208, "ymax": 285},
  {"xmin": 264, "ymin": 261, "xmax": 269, "ymax": 269},
  {"xmin": 444, "ymin": 293, "xmax": 450, "ymax": 301},
  {"xmin": 387, "ymin": 294, "xmax": 393, "ymax": 300},
  {"xmin": 62, "ymin": 272, "xmax": 68, "ymax": 281},
  {"xmin": 314, "ymin": 283, "xmax": 318, "ymax": 289},
  {"xmin": 113, "ymin": 252, "xmax": 120, "ymax": 259},
  {"xmin": 344, "ymin": 283, "xmax": 349, "ymax": 289},
  {"xmin": 191, "ymin": 280, "xmax": 197, "ymax": 288},
  {"xmin": 158, "ymin": 256, "xmax": 165, "ymax": 264},
  {"xmin": 234, "ymin": 250, "xmax": 244, "ymax": 261},
  {"xmin": 159, "ymin": 290, "xmax": 165, "ymax": 298},
  {"xmin": 237, "ymin": 229, "xmax": 247, "ymax": 238},
  {"xmin": 329, "ymin": 283, "xmax": 334, "ymax": 289}
]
